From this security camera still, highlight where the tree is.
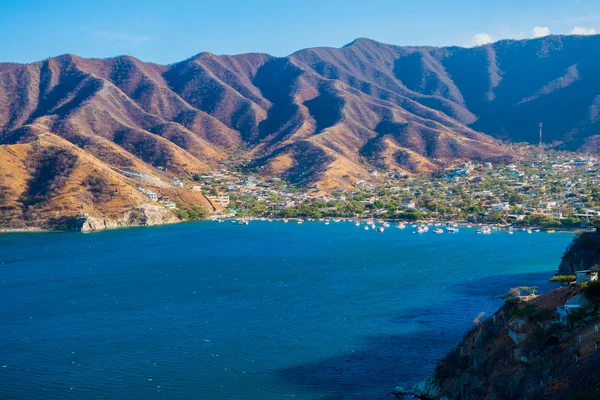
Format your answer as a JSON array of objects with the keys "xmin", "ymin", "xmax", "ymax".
[
  {"xmin": 549, "ymin": 275, "xmax": 576, "ymax": 285},
  {"xmin": 519, "ymin": 286, "xmax": 538, "ymax": 296},
  {"xmin": 499, "ymin": 287, "xmax": 522, "ymax": 304}
]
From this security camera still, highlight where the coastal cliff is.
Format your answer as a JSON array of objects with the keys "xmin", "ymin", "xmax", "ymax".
[
  {"xmin": 72, "ymin": 203, "xmax": 179, "ymax": 232},
  {"xmin": 558, "ymin": 229, "xmax": 600, "ymax": 275},
  {"xmin": 405, "ymin": 234, "xmax": 600, "ymax": 400}
]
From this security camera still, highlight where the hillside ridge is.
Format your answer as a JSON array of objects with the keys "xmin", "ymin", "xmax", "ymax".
[{"xmin": 3, "ymin": 35, "xmax": 600, "ymax": 227}]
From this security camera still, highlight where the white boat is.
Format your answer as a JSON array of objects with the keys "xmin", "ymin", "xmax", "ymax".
[
  {"xmin": 446, "ymin": 227, "xmax": 459, "ymax": 233},
  {"xmin": 283, "ymin": 219, "xmax": 289, "ymax": 223},
  {"xmin": 417, "ymin": 225, "xmax": 429, "ymax": 234},
  {"xmin": 325, "ymin": 220, "xmax": 330, "ymax": 225},
  {"xmin": 477, "ymin": 227, "xmax": 491, "ymax": 234},
  {"xmin": 527, "ymin": 229, "xmax": 532, "ymax": 234},
  {"xmin": 355, "ymin": 221, "xmax": 361, "ymax": 227},
  {"xmin": 434, "ymin": 228, "xmax": 444, "ymax": 234},
  {"xmin": 364, "ymin": 226, "xmax": 370, "ymax": 231},
  {"xmin": 534, "ymin": 229, "xmax": 541, "ymax": 233},
  {"xmin": 297, "ymin": 219, "xmax": 304, "ymax": 224},
  {"xmin": 506, "ymin": 229, "xmax": 514, "ymax": 235},
  {"xmin": 378, "ymin": 227, "xmax": 385, "ymax": 232},
  {"xmin": 397, "ymin": 222, "xmax": 406, "ymax": 229},
  {"xmin": 383, "ymin": 222, "xmax": 391, "ymax": 228}
]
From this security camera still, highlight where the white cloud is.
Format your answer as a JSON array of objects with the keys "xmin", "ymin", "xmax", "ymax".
[
  {"xmin": 471, "ymin": 33, "xmax": 494, "ymax": 47},
  {"xmin": 569, "ymin": 26, "xmax": 597, "ymax": 35},
  {"xmin": 532, "ymin": 26, "xmax": 551, "ymax": 38}
]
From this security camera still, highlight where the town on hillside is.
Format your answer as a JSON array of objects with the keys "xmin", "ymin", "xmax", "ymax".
[{"xmin": 131, "ymin": 150, "xmax": 600, "ymax": 229}]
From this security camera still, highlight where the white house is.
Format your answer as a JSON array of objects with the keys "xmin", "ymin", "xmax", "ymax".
[
  {"xmin": 557, "ymin": 294, "xmax": 589, "ymax": 324},
  {"xmin": 492, "ymin": 202, "xmax": 510, "ymax": 211},
  {"xmin": 576, "ymin": 270, "xmax": 599, "ymax": 285}
]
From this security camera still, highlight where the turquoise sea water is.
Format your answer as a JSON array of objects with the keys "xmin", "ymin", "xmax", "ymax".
[{"xmin": 0, "ymin": 222, "xmax": 573, "ymax": 400}]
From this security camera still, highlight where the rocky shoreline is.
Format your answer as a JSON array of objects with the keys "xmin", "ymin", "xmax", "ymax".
[
  {"xmin": 0, "ymin": 216, "xmax": 584, "ymax": 235},
  {"xmin": 395, "ymin": 231, "xmax": 600, "ymax": 400},
  {"xmin": 0, "ymin": 203, "xmax": 180, "ymax": 233}
]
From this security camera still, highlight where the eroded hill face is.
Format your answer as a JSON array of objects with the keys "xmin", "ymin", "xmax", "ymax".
[
  {"xmin": 0, "ymin": 38, "xmax": 518, "ymax": 193},
  {"xmin": 0, "ymin": 134, "xmax": 213, "ymax": 230},
  {"xmin": 1, "ymin": 35, "xmax": 598, "ymax": 197}
]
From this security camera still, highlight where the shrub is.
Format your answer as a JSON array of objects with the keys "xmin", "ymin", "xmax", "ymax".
[
  {"xmin": 83, "ymin": 175, "xmax": 115, "ymax": 203},
  {"xmin": 175, "ymin": 207, "xmax": 207, "ymax": 221},
  {"xmin": 499, "ymin": 287, "xmax": 522, "ymax": 304},
  {"xmin": 0, "ymin": 183, "xmax": 13, "ymax": 203},
  {"xmin": 25, "ymin": 145, "xmax": 78, "ymax": 204},
  {"xmin": 519, "ymin": 286, "xmax": 538, "ymax": 296},
  {"xmin": 398, "ymin": 209, "xmax": 422, "ymax": 221},
  {"xmin": 566, "ymin": 305, "xmax": 597, "ymax": 325},
  {"xmin": 511, "ymin": 304, "xmax": 538, "ymax": 321},
  {"xmin": 582, "ymin": 281, "xmax": 600, "ymax": 301},
  {"xmin": 550, "ymin": 275, "xmax": 576, "ymax": 285}
]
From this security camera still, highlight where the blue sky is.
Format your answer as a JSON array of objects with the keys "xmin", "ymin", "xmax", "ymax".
[{"xmin": 1, "ymin": 0, "xmax": 599, "ymax": 64}]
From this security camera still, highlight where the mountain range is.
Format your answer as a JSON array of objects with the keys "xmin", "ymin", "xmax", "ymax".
[{"xmin": 1, "ymin": 34, "xmax": 599, "ymax": 227}]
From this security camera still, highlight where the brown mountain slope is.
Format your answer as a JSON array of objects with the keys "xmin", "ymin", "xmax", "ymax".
[
  {"xmin": 0, "ymin": 39, "xmax": 524, "ymax": 194},
  {"xmin": 0, "ymin": 133, "xmax": 214, "ymax": 230}
]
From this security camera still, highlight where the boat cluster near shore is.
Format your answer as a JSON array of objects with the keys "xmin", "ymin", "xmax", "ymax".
[{"xmin": 213, "ymin": 217, "xmax": 564, "ymax": 235}]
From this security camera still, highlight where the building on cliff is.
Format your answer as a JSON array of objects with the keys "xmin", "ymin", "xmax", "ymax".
[
  {"xmin": 557, "ymin": 294, "xmax": 589, "ymax": 324},
  {"xmin": 576, "ymin": 270, "xmax": 599, "ymax": 285}
]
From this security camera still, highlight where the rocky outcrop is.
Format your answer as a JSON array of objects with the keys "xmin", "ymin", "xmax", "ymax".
[
  {"xmin": 407, "ymin": 286, "xmax": 600, "ymax": 400},
  {"xmin": 76, "ymin": 204, "xmax": 179, "ymax": 232},
  {"xmin": 558, "ymin": 229, "xmax": 600, "ymax": 275},
  {"xmin": 413, "ymin": 376, "xmax": 441, "ymax": 399}
]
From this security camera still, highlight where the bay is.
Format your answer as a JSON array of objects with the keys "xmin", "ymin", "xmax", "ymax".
[{"xmin": 0, "ymin": 222, "xmax": 573, "ymax": 399}]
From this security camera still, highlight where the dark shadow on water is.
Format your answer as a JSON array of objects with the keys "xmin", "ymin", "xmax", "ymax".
[
  {"xmin": 276, "ymin": 271, "xmax": 557, "ymax": 400},
  {"xmin": 452, "ymin": 271, "xmax": 556, "ymax": 298}
]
